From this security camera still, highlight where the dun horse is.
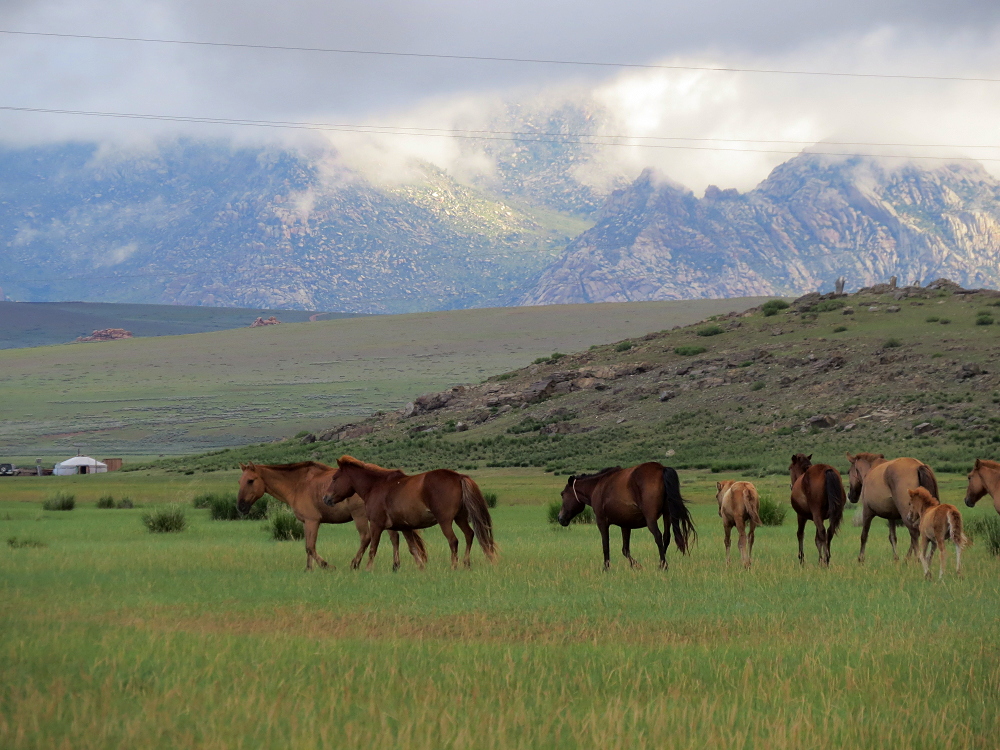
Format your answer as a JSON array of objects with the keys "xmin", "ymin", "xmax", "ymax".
[
  {"xmin": 557, "ymin": 462, "xmax": 696, "ymax": 570},
  {"xmin": 323, "ymin": 456, "xmax": 497, "ymax": 570},
  {"xmin": 907, "ymin": 487, "xmax": 972, "ymax": 580},
  {"xmin": 789, "ymin": 454, "xmax": 847, "ymax": 566},
  {"xmin": 237, "ymin": 462, "xmax": 426, "ymax": 571},
  {"xmin": 964, "ymin": 458, "xmax": 1000, "ymax": 516},
  {"xmin": 715, "ymin": 480, "xmax": 762, "ymax": 569},
  {"xmin": 846, "ymin": 453, "xmax": 938, "ymax": 562}
]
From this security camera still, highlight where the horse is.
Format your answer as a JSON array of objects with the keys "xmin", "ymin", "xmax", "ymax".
[
  {"xmin": 322, "ymin": 455, "xmax": 497, "ymax": 571},
  {"xmin": 237, "ymin": 461, "xmax": 427, "ymax": 572},
  {"xmin": 846, "ymin": 452, "xmax": 938, "ymax": 562},
  {"xmin": 557, "ymin": 463, "xmax": 696, "ymax": 571},
  {"xmin": 789, "ymin": 454, "xmax": 847, "ymax": 566},
  {"xmin": 715, "ymin": 480, "xmax": 762, "ymax": 569},
  {"xmin": 964, "ymin": 459, "xmax": 1000, "ymax": 516},
  {"xmin": 907, "ymin": 487, "xmax": 972, "ymax": 580}
]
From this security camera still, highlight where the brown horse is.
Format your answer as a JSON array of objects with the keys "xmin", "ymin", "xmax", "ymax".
[
  {"xmin": 715, "ymin": 480, "xmax": 762, "ymax": 569},
  {"xmin": 846, "ymin": 453, "xmax": 938, "ymax": 562},
  {"xmin": 907, "ymin": 487, "xmax": 972, "ymax": 580},
  {"xmin": 964, "ymin": 459, "xmax": 1000, "ymax": 516},
  {"xmin": 557, "ymin": 463, "xmax": 696, "ymax": 571},
  {"xmin": 237, "ymin": 461, "xmax": 426, "ymax": 571},
  {"xmin": 322, "ymin": 456, "xmax": 497, "ymax": 570},
  {"xmin": 789, "ymin": 454, "xmax": 847, "ymax": 566}
]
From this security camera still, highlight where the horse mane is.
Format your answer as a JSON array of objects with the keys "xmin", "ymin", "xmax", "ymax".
[
  {"xmin": 571, "ymin": 466, "xmax": 622, "ymax": 482},
  {"xmin": 853, "ymin": 452, "xmax": 886, "ymax": 464},
  {"xmin": 338, "ymin": 455, "xmax": 405, "ymax": 479},
  {"xmin": 256, "ymin": 461, "xmax": 330, "ymax": 472},
  {"xmin": 976, "ymin": 458, "xmax": 1000, "ymax": 471}
]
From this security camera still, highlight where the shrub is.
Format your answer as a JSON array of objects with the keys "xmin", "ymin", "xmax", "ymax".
[
  {"xmin": 697, "ymin": 325, "xmax": 725, "ymax": 337},
  {"xmin": 968, "ymin": 516, "xmax": 1000, "ymax": 556},
  {"xmin": 615, "ymin": 341, "xmax": 634, "ymax": 352},
  {"xmin": 757, "ymin": 494, "xmax": 787, "ymax": 526},
  {"xmin": 547, "ymin": 500, "xmax": 595, "ymax": 525},
  {"xmin": 549, "ymin": 352, "xmax": 566, "ymax": 361},
  {"xmin": 761, "ymin": 300, "xmax": 790, "ymax": 316},
  {"xmin": 811, "ymin": 299, "xmax": 845, "ymax": 313},
  {"xmin": 7, "ymin": 536, "xmax": 46, "ymax": 549},
  {"xmin": 208, "ymin": 492, "xmax": 268, "ymax": 521},
  {"xmin": 750, "ymin": 381, "xmax": 766, "ymax": 391},
  {"xmin": 883, "ymin": 338, "xmax": 902, "ymax": 348},
  {"xmin": 191, "ymin": 493, "xmax": 214, "ymax": 509},
  {"xmin": 117, "ymin": 497, "xmax": 134, "ymax": 509},
  {"xmin": 96, "ymin": 495, "xmax": 116, "ymax": 509},
  {"xmin": 269, "ymin": 507, "xmax": 304, "ymax": 541},
  {"xmin": 832, "ymin": 325, "xmax": 848, "ymax": 333},
  {"xmin": 938, "ymin": 318, "xmax": 951, "ymax": 325},
  {"xmin": 141, "ymin": 505, "xmax": 187, "ymax": 533},
  {"xmin": 674, "ymin": 345, "xmax": 707, "ymax": 356},
  {"xmin": 925, "ymin": 316, "xmax": 940, "ymax": 323},
  {"xmin": 975, "ymin": 313, "xmax": 994, "ymax": 326},
  {"xmin": 42, "ymin": 492, "xmax": 75, "ymax": 511},
  {"xmin": 483, "ymin": 491, "xmax": 498, "ymax": 509}
]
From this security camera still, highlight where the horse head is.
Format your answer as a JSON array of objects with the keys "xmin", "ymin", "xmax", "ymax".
[
  {"xmin": 907, "ymin": 487, "xmax": 938, "ymax": 526},
  {"xmin": 236, "ymin": 462, "xmax": 265, "ymax": 514},
  {"xmin": 965, "ymin": 459, "xmax": 989, "ymax": 508},
  {"xmin": 845, "ymin": 452, "xmax": 884, "ymax": 504},
  {"xmin": 322, "ymin": 465, "xmax": 354, "ymax": 507},
  {"xmin": 557, "ymin": 476, "xmax": 588, "ymax": 526},
  {"xmin": 715, "ymin": 480, "xmax": 735, "ymax": 512},
  {"xmin": 789, "ymin": 453, "xmax": 812, "ymax": 488}
]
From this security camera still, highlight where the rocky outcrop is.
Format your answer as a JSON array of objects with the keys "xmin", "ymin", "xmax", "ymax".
[
  {"xmin": 522, "ymin": 155, "xmax": 1000, "ymax": 304},
  {"xmin": 75, "ymin": 328, "xmax": 133, "ymax": 342}
]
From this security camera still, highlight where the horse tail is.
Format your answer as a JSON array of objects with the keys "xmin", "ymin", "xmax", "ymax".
[
  {"xmin": 460, "ymin": 476, "xmax": 497, "ymax": 562},
  {"xmin": 917, "ymin": 463, "xmax": 940, "ymax": 500},
  {"xmin": 825, "ymin": 468, "xmax": 846, "ymax": 538},
  {"xmin": 745, "ymin": 484, "xmax": 763, "ymax": 527},
  {"xmin": 948, "ymin": 508, "xmax": 972, "ymax": 549},
  {"xmin": 407, "ymin": 530, "xmax": 428, "ymax": 565},
  {"xmin": 662, "ymin": 466, "xmax": 696, "ymax": 554}
]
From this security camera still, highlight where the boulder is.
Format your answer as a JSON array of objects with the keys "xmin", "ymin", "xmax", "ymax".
[{"xmin": 806, "ymin": 415, "xmax": 837, "ymax": 429}]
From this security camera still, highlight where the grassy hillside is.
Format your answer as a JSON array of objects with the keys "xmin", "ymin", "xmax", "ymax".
[
  {"xmin": 0, "ymin": 297, "xmax": 769, "ymax": 459},
  {"xmin": 170, "ymin": 283, "xmax": 1000, "ymax": 477},
  {"xmin": 0, "ymin": 301, "xmax": 357, "ymax": 349}
]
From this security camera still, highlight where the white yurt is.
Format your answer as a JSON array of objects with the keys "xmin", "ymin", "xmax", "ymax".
[{"xmin": 53, "ymin": 456, "xmax": 108, "ymax": 475}]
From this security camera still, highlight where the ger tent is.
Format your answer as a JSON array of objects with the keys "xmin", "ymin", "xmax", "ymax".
[{"xmin": 53, "ymin": 456, "xmax": 108, "ymax": 475}]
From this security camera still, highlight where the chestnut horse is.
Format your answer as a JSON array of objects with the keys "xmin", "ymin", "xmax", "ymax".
[
  {"xmin": 323, "ymin": 456, "xmax": 497, "ymax": 570},
  {"xmin": 907, "ymin": 487, "xmax": 972, "ymax": 580},
  {"xmin": 846, "ymin": 453, "xmax": 938, "ymax": 562},
  {"xmin": 715, "ymin": 480, "xmax": 762, "ymax": 569},
  {"xmin": 964, "ymin": 459, "xmax": 1000, "ymax": 516},
  {"xmin": 237, "ymin": 462, "xmax": 426, "ymax": 571},
  {"xmin": 789, "ymin": 454, "xmax": 847, "ymax": 566},
  {"xmin": 557, "ymin": 463, "xmax": 696, "ymax": 571}
]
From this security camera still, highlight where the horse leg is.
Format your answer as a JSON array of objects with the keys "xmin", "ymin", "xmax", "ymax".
[
  {"xmin": 350, "ymin": 513, "xmax": 371, "ymax": 570},
  {"xmin": 723, "ymin": 519, "xmax": 733, "ymax": 566},
  {"xmin": 620, "ymin": 527, "xmax": 639, "ymax": 568},
  {"xmin": 748, "ymin": 522, "xmax": 757, "ymax": 563},
  {"xmin": 389, "ymin": 530, "xmax": 401, "ymax": 573},
  {"xmin": 737, "ymin": 519, "xmax": 750, "ymax": 569},
  {"xmin": 402, "ymin": 530, "xmax": 427, "ymax": 570},
  {"xmin": 920, "ymin": 538, "xmax": 933, "ymax": 580},
  {"xmin": 303, "ymin": 519, "xmax": 329, "ymax": 571},
  {"xmin": 887, "ymin": 519, "xmax": 900, "ymax": 562},
  {"xmin": 796, "ymin": 513, "xmax": 807, "ymax": 565},
  {"xmin": 365, "ymin": 524, "xmax": 385, "ymax": 572},
  {"xmin": 645, "ymin": 518, "xmax": 666, "ymax": 570},
  {"xmin": 455, "ymin": 515, "xmax": 475, "ymax": 569},
  {"xmin": 935, "ymin": 531, "xmax": 947, "ymax": 580},
  {"xmin": 905, "ymin": 524, "xmax": 920, "ymax": 560},
  {"xmin": 440, "ymin": 521, "xmax": 461, "ymax": 570},
  {"xmin": 812, "ymin": 511, "xmax": 828, "ymax": 567},
  {"xmin": 598, "ymin": 520, "xmax": 612, "ymax": 571},
  {"xmin": 858, "ymin": 505, "xmax": 875, "ymax": 563}
]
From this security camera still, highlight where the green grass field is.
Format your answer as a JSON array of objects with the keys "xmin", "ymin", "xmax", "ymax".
[{"xmin": 2, "ymin": 469, "xmax": 998, "ymax": 749}]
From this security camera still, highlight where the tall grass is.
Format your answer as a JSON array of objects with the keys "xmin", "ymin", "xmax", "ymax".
[
  {"xmin": 141, "ymin": 505, "xmax": 187, "ymax": 533},
  {"xmin": 757, "ymin": 493, "xmax": 787, "ymax": 526},
  {"xmin": 268, "ymin": 507, "xmax": 304, "ymax": 541},
  {"xmin": 41, "ymin": 492, "xmax": 75, "ymax": 511},
  {"xmin": 206, "ymin": 492, "xmax": 269, "ymax": 520},
  {"xmin": 96, "ymin": 494, "xmax": 116, "ymax": 509},
  {"xmin": 968, "ymin": 515, "xmax": 1000, "ymax": 556},
  {"xmin": 547, "ymin": 500, "xmax": 595, "ymax": 525}
]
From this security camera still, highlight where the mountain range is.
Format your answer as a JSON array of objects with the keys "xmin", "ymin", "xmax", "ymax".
[{"xmin": 2, "ymin": 138, "xmax": 999, "ymax": 313}]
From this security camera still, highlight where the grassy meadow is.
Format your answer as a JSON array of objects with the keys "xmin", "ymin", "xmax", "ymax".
[{"xmin": 2, "ymin": 468, "xmax": 998, "ymax": 749}]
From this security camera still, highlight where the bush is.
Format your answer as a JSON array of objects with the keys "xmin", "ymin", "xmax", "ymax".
[
  {"xmin": 750, "ymin": 381, "xmax": 766, "ymax": 391},
  {"xmin": 968, "ymin": 516, "xmax": 1000, "ymax": 556},
  {"xmin": 96, "ymin": 494, "xmax": 116, "ymax": 509},
  {"xmin": 141, "ymin": 505, "xmax": 187, "ymax": 533},
  {"xmin": 7, "ymin": 536, "xmax": 46, "ymax": 549},
  {"xmin": 975, "ymin": 313, "xmax": 994, "ymax": 326},
  {"xmin": 761, "ymin": 300, "xmax": 790, "ymax": 316},
  {"xmin": 925, "ymin": 316, "xmax": 940, "ymax": 323},
  {"xmin": 757, "ymin": 494, "xmax": 787, "ymax": 526},
  {"xmin": 674, "ymin": 345, "xmax": 707, "ymax": 356},
  {"xmin": 191, "ymin": 493, "xmax": 214, "ymax": 509},
  {"xmin": 547, "ymin": 500, "xmax": 595, "ymax": 525},
  {"xmin": 208, "ymin": 492, "xmax": 268, "ymax": 520},
  {"xmin": 883, "ymin": 338, "xmax": 902, "ymax": 348},
  {"xmin": 615, "ymin": 341, "xmax": 634, "ymax": 352},
  {"xmin": 483, "ymin": 491, "xmax": 498, "ymax": 509},
  {"xmin": 811, "ymin": 299, "xmax": 845, "ymax": 313},
  {"xmin": 697, "ymin": 325, "xmax": 725, "ymax": 337},
  {"xmin": 832, "ymin": 325, "xmax": 848, "ymax": 333},
  {"xmin": 269, "ymin": 507, "xmax": 304, "ymax": 541},
  {"xmin": 117, "ymin": 497, "xmax": 134, "ymax": 509},
  {"xmin": 42, "ymin": 492, "xmax": 75, "ymax": 511},
  {"xmin": 938, "ymin": 318, "xmax": 951, "ymax": 325}
]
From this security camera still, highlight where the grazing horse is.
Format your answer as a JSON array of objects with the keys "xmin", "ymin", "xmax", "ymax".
[
  {"xmin": 907, "ymin": 487, "xmax": 971, "ymax": 580},
  {"xmin": 557, "ymin": 463, "xmax": 696, "ymax": 571},
  {"xmin": 323, "ymin": 456, "xmax": 497, "ymax": 570},
  {"xmin": 846, "ymin": 453, "xmax": 938, "ymax": 562},
  {"xmin": 237, "ymin": 462, "xmax": 426, "ymax": 571},
  {"xmin": 789, "ymin": 454, "xmax": 847, "ymax": 566},
  {"xmin": 964, "ymin": 459, "xmax": 1000, "ymax": 516},
  {"xmin": 715, "ymin": 480, "xmax": 762, "ymax": 569}
]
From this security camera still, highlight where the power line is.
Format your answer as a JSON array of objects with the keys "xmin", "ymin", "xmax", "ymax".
[
  {"xmin": 2, "ymin": 105, "xmax": 999, "ymax": 162},
  {"xmin": 1, "ymin": 28, "xmax": 998, "ymax": 84}
]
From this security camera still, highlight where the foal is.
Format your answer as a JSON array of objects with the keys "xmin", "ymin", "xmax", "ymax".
[
  {"xmin": 907, "ymin": 487, "xmax": 971, "ymax": 580},
  {"xmin": 715, "ymin": 480, "xmax": 762, "ymax": 569}
]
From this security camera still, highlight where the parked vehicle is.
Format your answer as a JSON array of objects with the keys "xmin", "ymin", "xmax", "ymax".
[{"xmin": 0, "ymin": 463, "xmax": 16, "ymax": 476}]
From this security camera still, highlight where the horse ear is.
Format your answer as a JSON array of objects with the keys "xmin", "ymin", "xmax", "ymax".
[
  {"xmin": 908, "ymin": 488, "xmax": 918, "ymax": 497},
  {"xmin": 845, "ymin": 453, "xmax": 855, "ymax": 462},
  {"xmin": 878, "ymin": 454, "xmax": 885, "ymax": 459},
  {"xmin": 975, "ymin": 458, "xmax": 982, "ymax": 468},
  {"xmin": 807, "ymin": 454, "xmax": 813, "ymax": 461},
  {"xmin": 717, "ymin": 481, "xmax": 723, "ymax": 490},
  {"xmin": 238, "ymin": 462, "xmax": 245, "ymax": 470}
]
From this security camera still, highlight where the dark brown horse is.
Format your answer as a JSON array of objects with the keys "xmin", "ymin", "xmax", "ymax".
[
  {"xmin": 322, "ymin": 455, "xmax": 497, "ymax": 570},
  {"xmin": 557, "ymin": 462, "xmax": 696, "ymax": 571},
  {"xmin": 789, "ymin": 454, "xmax": 847, "ymax": 566},
  {"xmin": 237, "ymin": 461, "xmax": 426, "ymax": 571}
]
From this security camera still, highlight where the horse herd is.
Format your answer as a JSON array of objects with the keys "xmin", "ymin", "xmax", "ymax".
[{"xmin": 235, "ymin": 455, "xmax": 1000, "ymax": 580}]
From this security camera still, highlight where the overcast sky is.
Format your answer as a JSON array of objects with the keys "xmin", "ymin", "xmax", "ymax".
[{"xmin": 1, "ymin": 0, "xmax": 999, "ymax": 189}]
